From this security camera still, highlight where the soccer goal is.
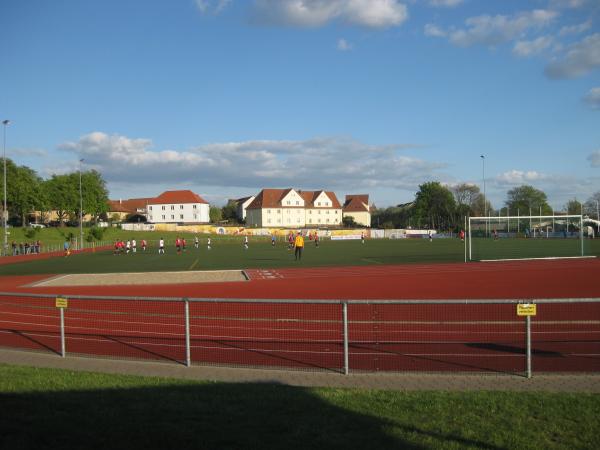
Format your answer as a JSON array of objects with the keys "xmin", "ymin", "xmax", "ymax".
[{"xmin": 468, "ymin": 215, "xmax": 588, "ymax": 261}]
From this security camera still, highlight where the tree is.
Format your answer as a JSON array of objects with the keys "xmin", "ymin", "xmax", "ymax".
[
  {"xmin": 209, "ymin": 206, "xmax": 222, "ymax": 223},
  {"xmin": 11, "ymin": 165, "xmax": 44, "ymax": 226},
  {"xmin": 221, "ymin": 200, "xmax": 239, "ymax": 223},
  {"xmin": 565, "ymin": 199, "xmax": 582, "ymax": 215},
  {"xmin": 413, "ymin": 181, "xmax": 456, "ymax": 230},
  {"xmin": 45, "ymin": 174, "xmax": 78, "ymax": 225},
  {"xmin": 584, "ymin": 192, "xmax": 600, "ymax": 218},
  {"xmin": 80, "ymin": 170, "xmax": 109, "ymax": 223},
  {"xmin": 342, "ymin": 216, "xmax": 358, "ymax": 227},
  {"xmin": 505, "ymin": 185, "xmax": 551, "ymax": 216}
]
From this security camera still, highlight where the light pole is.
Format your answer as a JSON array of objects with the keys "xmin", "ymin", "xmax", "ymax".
[
  {"xmin": 79, "ymin": 158, "xmax": 84, "ymax": 250},
  {"xmin": 480, "ymin": 155, "xmax": 486, "ymax": 235},
  {"xmin": 2, "ymin": 120, "xmax": 10, "ymax": 256}
]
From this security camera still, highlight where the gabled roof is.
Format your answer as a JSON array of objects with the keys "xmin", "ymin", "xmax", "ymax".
[
  {"xmin": 150, "ymin": 190, "xmax": 208, "ymax": 205},
  {"xmin": 343, "ymin": 194, "xmax": 370, "ymax": 213},
  {"xmin": 247, "ymin": 189, "xmax": 290, "ymax": 209},
  {"xmin": 107, "ymin": 198, "xmax": 153, "ymax": 213},
  {"xmin": 248, "ymin": 189, "xmax": 342, "ymax": 209}
]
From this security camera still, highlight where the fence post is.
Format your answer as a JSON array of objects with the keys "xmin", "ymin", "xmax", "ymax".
[
  {"xmin": 526, "ymin": 315, "xmax": 532, "ymax": 378},
  {"xmin": 343, "ymin": 302, "xmax": 349, "ymax": 375},
  {"xmin": 60, "ymin": 307, "xmax": 66, "ymax": 358},
  {"xmin": 184, "ymin": 298, "xmax": 191, "ymax": 367}
]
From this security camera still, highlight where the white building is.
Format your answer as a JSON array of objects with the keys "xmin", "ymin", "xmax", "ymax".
[
  {"xmin": 342, "ymin": 194, "xmax": 372, "ymax": 227},
  {"xmin": 147, "ymin": 190, "xmax": 210, "ymax": 224},
  {"xmin": 246, "ymin": 188, "xmax": 342, "ymax": 228}
]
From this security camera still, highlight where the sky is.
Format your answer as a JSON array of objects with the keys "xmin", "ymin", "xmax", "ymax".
[{"xmin": 1, "ymin": 0, "xmax": 599, "ymax": 209}]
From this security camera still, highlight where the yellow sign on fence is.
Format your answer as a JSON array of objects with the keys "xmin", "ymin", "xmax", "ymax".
[
  {"xmin": 55, "ymin": 297, "xmax": 68, "ymax": 309},
  {"xmin": 517, "ymin": 303, "xmax": 536, "ymax": 316}
]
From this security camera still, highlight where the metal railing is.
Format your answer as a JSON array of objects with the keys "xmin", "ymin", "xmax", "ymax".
[{"xmin": 0, "ymin": 292, "xmax": 598, "ymax": 377}]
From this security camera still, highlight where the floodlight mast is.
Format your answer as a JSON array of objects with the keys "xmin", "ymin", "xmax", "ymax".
[{"xmin": 2, "ymin": 119, "xmax": 10, "ymax": 256}]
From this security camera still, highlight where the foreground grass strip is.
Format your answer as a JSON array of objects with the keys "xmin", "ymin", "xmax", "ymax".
[{"xmin": 0, "ymin": 364, "xmax": 598, "ymax": 450}]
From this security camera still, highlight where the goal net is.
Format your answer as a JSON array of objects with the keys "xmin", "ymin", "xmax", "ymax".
[{"xmin": 468, "ymin": 215, "xmax": 588, "ymax": 261}]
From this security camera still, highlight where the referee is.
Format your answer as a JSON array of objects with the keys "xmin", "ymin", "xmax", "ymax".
[{"xmin": 294, "ymin": 232, "xmax": 304, "ymax": 261}]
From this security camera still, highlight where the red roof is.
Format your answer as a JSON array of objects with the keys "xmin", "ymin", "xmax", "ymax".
[
  {"xmin": 107, "ymin": 198, "xmax": 153, "ymax": 213},
  {"xmin": 343, "ymin": 194, "xmax": 370, "ymax": 213},
  {"xmin": 247, "ymin": 189, "xmax": 341, "ymax": 209},
  {"xmin": 150, "ymin": 190, "xmax": 208, "ymax": 205}
]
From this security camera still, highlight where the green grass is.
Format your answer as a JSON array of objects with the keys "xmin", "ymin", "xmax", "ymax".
[
  {"xmin": 2, "ymin": 235, "xmax": 600, "ymax": 276},
  {"xmin": 0, "ymin": 238, "xmax": 468, "ymax": 275},
  {"xmin": 1, "ymin": 364, "xmax": 598, "ymax": 450}
]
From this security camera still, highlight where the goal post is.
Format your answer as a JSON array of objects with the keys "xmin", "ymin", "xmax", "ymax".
[{"xmin": 468, "ymin": 215, "xmax": 587, "ymax": 261}]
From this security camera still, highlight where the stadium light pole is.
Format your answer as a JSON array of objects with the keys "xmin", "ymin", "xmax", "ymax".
[
  {"xmin": 79, "ymin": 158, "xmax": 84, "ymax": 250},
  {"xmin": 480, "ymin": 155, "xmax": 487, "ymax": 236},
  {"xmin": 2, "ymin": 119, "xmax": 10, "ymax": 256}
]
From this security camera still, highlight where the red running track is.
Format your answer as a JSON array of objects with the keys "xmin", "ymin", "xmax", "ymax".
[{"xmin": 0, "ymin": 258, "xmax": 599, "ymax": 373}]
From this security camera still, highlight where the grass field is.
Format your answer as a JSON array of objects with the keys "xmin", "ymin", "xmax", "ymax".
[
  {"xmin": 1, "ymin": 364, "xmax": 598, "ymax": 450},
  {"xmin": 2, "ymin": 233, "xmax": 600, "ymax": 276}
]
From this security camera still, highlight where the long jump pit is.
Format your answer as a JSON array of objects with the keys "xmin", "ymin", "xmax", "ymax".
[{"xmin": 28, "ymin": 270, "xmax": 249, "ymax": 287}]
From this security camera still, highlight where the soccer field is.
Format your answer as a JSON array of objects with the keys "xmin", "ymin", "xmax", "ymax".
[
  {"xmin": 2, "ymin": 236, "xmax": 599, "ymax": 276},
  {"xmin": 0, "ymin": 238, "xmax": 466, "ymax": 275}
]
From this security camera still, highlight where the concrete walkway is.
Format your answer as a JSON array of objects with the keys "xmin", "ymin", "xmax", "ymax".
[{"xmin": 2, "ymin": 348, "xmax": 599, "ymax": 392}]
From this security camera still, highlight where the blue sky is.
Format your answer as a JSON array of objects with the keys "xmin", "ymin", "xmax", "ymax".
[{"xmin": 1, "ymin": 0, "xmax": 599, "ymax": 209}]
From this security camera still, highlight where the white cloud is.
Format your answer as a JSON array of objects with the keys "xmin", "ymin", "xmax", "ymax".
[
  {"xmin": 583, "ymin": 87, "xmax": 600, "ymax": 109},
  {"xmin": 337, "ymin": 38, "xmax": 353, "ymax": 51},
  {"xmin": 426, "ymin": 10, "xmax": 558, "ymax": 48},
  {"xmin": 424, "ymin": 23, "xmax": 446, "ymax": 37},
  {"xmin": 559, "ymin": 20, "xmax": 592, "ymax": 36},
  {"xmin": 495, "ymin": 170, "xmax": 548, "ymax": 185},
  {"xmin": 252, "ymin": 0, "xmax": 408, "ymax": 28},
  {"xmin": 513, "ymin": 36, "xmax": 553, "ymax": 57},
  {"xmin": 550, "ymin": 0, "xmax": 587, "ymax": 8},
  {"xmin": 589, "ymin": 150, "xmax": 600, "ymax": 167},
  {"xmin": 429, "ymin": 0, "xmax": 463, "ymax": 7},
  {"xmin": 195, "ymin": 0, "xmax": 231, "ymax": 14},
  {"xmin": 545, "ymin": 33, "xmax": 600, "ymax": 79},
  {"xmin": 58, "ymin": 132, "xmax": 441, "ymax": 192},
  {"xmin": 8, "ymin": 148, "xmax": 48, "ymax": 158}
]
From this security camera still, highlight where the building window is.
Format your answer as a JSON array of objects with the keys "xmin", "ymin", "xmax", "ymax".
[
  {"xmin": 161, "ymin": 206, "xmax": 165, "ymax": 211},
  {"xmin": 318, "ymin": 210, "xmax": 321, "ymax": 215},
  {"xmin": 317, "ymin": 202, "xmax": 321, "ymax": 206},
  {"xmin": 171, "ymin": 215, "xmax": 175, "ymax": 220},
  {"xmin": 326, "ymin": 218, "xmax": 329, "ymax": 223},
  {"xmin": 309, "ymin": 210, "xmax": 312, "ymax": 215},
  {"xmin": 268, "ymin": 219, "xmax": 271, "ymax": 224},
  {"xmin": 295, "ymin": 201, "xmax": 299, "ymax": 205},
  {"xmin": 194, "ymin": 214, "xmax": 197, "ymax": 220},
  {"xmin": 193, "ymin": 205, "xmax": 197, "ymax": 209},
  {"xmin": 180, "ymin": 214, "xmax": 184, "ymax": 219},
  {"xmin": 180, "ymin": 205, "xmax": 184, "ymax": 209},
  {"xmin": 149, "ymin": 215, "xmax": 153, "ymax": 221},
  {"xmin": 268, "ymin": 209, "xmax": 271, "ymax": 214},
  {"xmin": 171, "ymin": 205, "xmax": 175, "ymax": 210},
  {"xmin": 149, "ymin": 206, "xmax": 152, "ymax": 211},
  {"xmin": 326, "ymin": 210, "xmax": 329, "ymax": 215},
  {"xmin": 162, "ymin": 215, "xmax": 165, "ymax": 220},
  {"xmin": 277, "ymin": 209, "xmax": 281, "ymax": 214}
]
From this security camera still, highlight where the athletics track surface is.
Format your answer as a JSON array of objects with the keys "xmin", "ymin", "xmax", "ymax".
[{"xmin": 1, "ymin": 258, "xmax": 599, "ymax": 374}]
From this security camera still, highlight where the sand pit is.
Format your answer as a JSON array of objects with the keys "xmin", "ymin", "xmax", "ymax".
[{"xmin": 30, "ymin": 270, "xmax": 249, "ymax": 287}]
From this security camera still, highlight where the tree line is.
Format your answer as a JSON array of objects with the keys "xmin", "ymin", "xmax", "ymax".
[
  {"xmin": 372, "ymin": 181, "xmax": 600, "ymax": 231},
  {"xmin": 0, "ymin": 158, "xmax": 109, "ymax": 226}
]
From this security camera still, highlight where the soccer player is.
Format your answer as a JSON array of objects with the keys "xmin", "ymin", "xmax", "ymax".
[
  {"xmin": 271, "ymin": 234, "xmax": 276, "ymax": 246},
  {"xmin": 141, "ymin": 239, "xmax": 147, "ymax": 251},
  {"xmin": 194, "ymin": 235, "xmax": 199, "ymax": 249},
  {"xmin": 176, "ymin": 236, "xmax": 181, "ymax": 254},
  {"xmin": 314, "ymin": 233, "xmax": 319, "ymax": 247},
  {"xmin": 132, "ymin": 239, "xmax": 137, "ymax": 253},
  {"xmin": 126, "ymin": 240, "xmax": 131, "ymax": 254},
  {"xmin": 459, "ymin": 229, "xmax": 465, "ymax": 241},
  {"xmin": 244, "ymin": 235, "xmax": 249, "ymax": 250},
  {"xmin": 294, "ymin": 232, "xmax": 304, "ymax": 261},
  {"xmin": 207, "ymin": 237, "xmax": 211, "ymax": 250},
  {"xmin": 159, "ymin": 238, "xmax": 165, "ymax": 254},
  {"xmin": 361, "ymin": 231, "xmax": 365, "ymax": 244},
  {"xmin": 63, "ymin": 240, "xmax": 70, "ymax": 257}
]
